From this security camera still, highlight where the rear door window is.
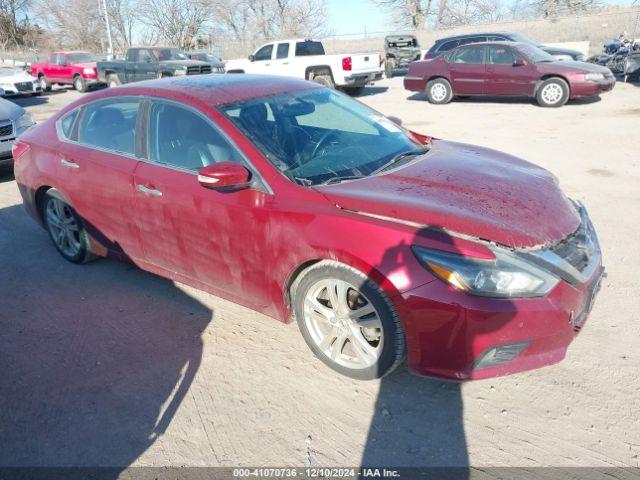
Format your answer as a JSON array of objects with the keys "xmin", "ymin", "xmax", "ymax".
[
  {"xmin": 276, "ymin": 43, "xmax": 290, "ymax": 59},
  {"xmin": 78, "ymin": 100, "xmax": 140, "ymax": 155}
]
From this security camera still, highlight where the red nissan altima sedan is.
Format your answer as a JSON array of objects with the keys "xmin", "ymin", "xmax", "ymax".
[{"xmin": 13, "ymin": 75, "xmax": 603, "ymax": 380}]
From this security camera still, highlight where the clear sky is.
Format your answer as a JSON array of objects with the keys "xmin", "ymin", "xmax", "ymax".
[{"xmin": 326, "ymin": 0, "xmax": 389, "ymax": 37}]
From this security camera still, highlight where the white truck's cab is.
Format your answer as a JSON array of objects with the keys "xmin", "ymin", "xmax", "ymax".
[{"xmin": 225, "ymin": 39, "xmax": 383, "ymax": 95}]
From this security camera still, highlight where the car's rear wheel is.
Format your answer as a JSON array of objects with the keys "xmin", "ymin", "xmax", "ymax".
[
  {"xmin": 73, "ymin": 75, "xmax": 87, "ymax": 92},
  {"xmin": 536, "ymin": 78, "xmax": 569, "ymax": 107},
  {"xmin": 293, "ymin": 261, "xmax": 405, "ymax": 380},
  {"xmin": 385, "ymin": 58, "xmax": 395, "ymax": 78},
  {"xmin": 38, "ymin": 75, "xmax": 51, "ymax": 92},
  {"xmin": 42, "ymin": 192, "xmax": 96, "ymax": 264},
  {"xmin": 426, "ymin": 78, "xmax": 453, "ymax": 104},
  {"xmin": 107, "ymin": 74, "xmax": 121, "ymax": 88},
  {"xmin": 310, "ymin": 72, "xmax": 334, "ymax": 89}
]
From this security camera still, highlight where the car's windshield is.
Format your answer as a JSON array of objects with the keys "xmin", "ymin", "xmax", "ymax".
[
  {"xmin": 518, "ymin": 44, "xmax": 556, "ymax": 62},
  {"xmin": 67, "ymin": 52, "xmax": 98, "ymax": 64},
  {"xmin": 220, "ymin": 88, "xmax": 426, "ymax": 186},
  {"xmin": 154, "ymin": 48, "xmax": 188, "ymax": 61}
]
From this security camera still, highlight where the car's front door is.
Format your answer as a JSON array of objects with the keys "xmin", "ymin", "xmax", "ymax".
[
  {"xmin": 55, "ymin": 97, "xmax": 143, "ymax": 259},
  {"xmin": 132, "ymin": 100, "xmax": 273, "ymax": 305},
  {"xmin": 135, "ymin": 49, "xmax": 158, "ymax": 81},
  {"xmin": 248, "ymin": 44, "xmax": 274, "ymax": 74},
  {"xmin": 447, "ymin": 45, "xmax": 487, "ymax": 95},
  {"xmin": 485, "ymin": 46, "xmax": 536, "ymax": 96}
]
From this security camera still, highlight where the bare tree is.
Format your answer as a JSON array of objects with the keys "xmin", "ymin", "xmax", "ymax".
[
  {"xmin": 138, "ymin": 0, "xmax": 211, "ymax": 49},
  {"xmin": 34, "ymin": 0, "xmax": 104, "ymax": 51},
  {"xmin": 370, "ymin": 0, "xmax": 433, "ymax": 30},
  {"xmin": 0, "ymin": 0, "xmax": 31, "ymax": 49},
  {"xmin": 107, "ymin": 0, "xmax": 140, "ymax": 51}
]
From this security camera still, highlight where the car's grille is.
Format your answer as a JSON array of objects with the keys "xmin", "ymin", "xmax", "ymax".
[
  {"xmin": 15, "ymin": 81, "xmax": 33, "ymax": 92},
  {"xmin": 212, "ymin": 66, "xmax": 224, "ymax": 73},
  {"xmin": 549, "ymin": 216, "xmax": 596, "ymax": 273},
  {"xmin": 187, "ymin": 65, "xmax": 211, "ymax": 75},
  {"xmin": 0, "ymin": 122, "xmax": 13, "ymax": 138}
]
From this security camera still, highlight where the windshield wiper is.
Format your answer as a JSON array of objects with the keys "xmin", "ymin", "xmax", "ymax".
[
  {"xmin": 370, "ymin": 148, "xmax": 429, "ymax": 176},
  {"xmin": 317, "ymin": 175, "xmax": 365, "ymax": 186}
]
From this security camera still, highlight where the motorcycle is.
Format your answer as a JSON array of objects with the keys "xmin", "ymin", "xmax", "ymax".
[{"xmin": 587, "ymin": 33, "xmax": 640, "ymax": 81}]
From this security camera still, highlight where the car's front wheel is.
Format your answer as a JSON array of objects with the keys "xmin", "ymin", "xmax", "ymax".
[
  {"xmin": 42, "ymin": 192, "xmax": 96, "ymax": 264},
  {"xmin": 73, "ymin": 75, "xmax": 87, "ymax": 92},
  {"xmin": 38, "ymin": 75, "xmax": 51, "ymax": 92},
  {"xmin": 293, "ymin": 261, "xmax": 405, "ymax": 380},
  {"xmin": 426, "ymin": 78, "xmax": 453, "ymax": 104},
  {"xmin": 536, "ymin": 77, "xmax": 569, "ymax": 107}
]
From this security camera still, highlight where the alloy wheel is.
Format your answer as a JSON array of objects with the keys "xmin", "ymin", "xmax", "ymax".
[
  {"xmin": 541, "ymin": 83, "xmax": 563, "ymax": 105},
  {"xmin": 46, "ymin": 198, "xmax": 81, "ymax": 257},
  {"xmin": 303, "ymin": 279, "xmax": 383, "ymax": 370},
  {"xmin": 430, "ymin": 83, "xmax": 447, "ymax": 102}
]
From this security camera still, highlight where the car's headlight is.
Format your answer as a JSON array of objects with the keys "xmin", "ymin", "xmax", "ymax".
[
  {"xmin": 412, "ymin": 246, "xmax": 559, "ymax": 298},
  {"xmin": 15, "ymin": 112, "xmax": 36, "ymax": 131},
  {"xmin": 585, "ymin": 72, "xmax": 604, "ymax": 81},
  {"xmin": 83, "ymin": 67, "xmax": 95, "ymax": 74},
  {"xmin": 174, "ymin": 67, "xmax": 188, "ymax": 76}
]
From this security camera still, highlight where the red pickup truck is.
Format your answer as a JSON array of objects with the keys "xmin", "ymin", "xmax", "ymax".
[{"xmin": 30, "ymin": 51, "xmax": 104, "ymax": 93}]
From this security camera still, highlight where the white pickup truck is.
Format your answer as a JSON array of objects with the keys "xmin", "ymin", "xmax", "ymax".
[{"xmin": 225, "ymin": 39, "xmax": 383, "ymax": 95}]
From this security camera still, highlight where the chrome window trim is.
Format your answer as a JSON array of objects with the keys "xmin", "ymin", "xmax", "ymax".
[{"xmin": 54, "ymin": 95, "xmax": 273, "ymax": 195}]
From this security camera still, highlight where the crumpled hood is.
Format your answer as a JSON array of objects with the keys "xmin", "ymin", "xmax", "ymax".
[{"xmin": 316, "ymin": 140, "xmax": 581, "ymax": 249}]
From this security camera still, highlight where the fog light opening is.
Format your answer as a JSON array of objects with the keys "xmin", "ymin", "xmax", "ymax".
[{"xmin": 473, "ymin": 341, "xmax": 531, "ymax": 369}]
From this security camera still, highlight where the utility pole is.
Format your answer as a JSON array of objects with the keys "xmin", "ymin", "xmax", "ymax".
[{"xmin": 99, "ymin": 0, "xmax": 114, "ymax": 59}]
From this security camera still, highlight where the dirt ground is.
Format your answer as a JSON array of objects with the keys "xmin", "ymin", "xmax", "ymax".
[{"xmin": 1, "ymin": 78, "xmax": 639, "ymax": 472}]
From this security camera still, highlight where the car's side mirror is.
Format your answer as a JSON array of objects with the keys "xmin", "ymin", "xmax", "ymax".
[
  {"xmin": 248, "ymin": 54, "xmax": 255, "ymax": 62},
  {"xmin": 198, "ymin": 162, "xmax": 251, "ymax": 190},
  {"xmin": 513, "ymin": 59, "xmax": 527, "ymax": 67},
  {"xmin": 387, "ymin": 116, "xmax": 403, "ymax": 126}
]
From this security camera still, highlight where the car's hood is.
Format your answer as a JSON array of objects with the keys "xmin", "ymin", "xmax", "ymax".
[
  {"xmin": 538, "ymin": 60, "xmax": 611, "ymax": 74},
  {"xmin": 0, "ymin": 97, "xmax": 24, "ymax": 120},
  {"xmin": 74, "ymin": 62, "xmax": 97, "ymax": 69},
  {"xmin": 0, "ymin": 68, "xmax": 35, "ymax": 82},
  {"xmin": 160, "ymin": 59, "xmax": 209, "ymax": 67},
  {"xmin": 315, "ymin": 140, "xmax": 580, "ymax": 249}
]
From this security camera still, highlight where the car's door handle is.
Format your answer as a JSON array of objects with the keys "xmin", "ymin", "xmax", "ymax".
[
  {"xmin": 60, "ymin": 158, "xmax": 79, "ymax": 169},
  {"xmin": 136, "ymin": 184, "xmax": 163, "ymax": 197}
]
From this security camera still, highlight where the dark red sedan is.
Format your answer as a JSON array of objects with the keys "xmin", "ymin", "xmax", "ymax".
[
  {"xmin": 405, "ymin": 42, "xmax": 615, "ymax": 107},
  {"xmin": 14, "ymin": 75, "xmax": 603, "ymax": 380}
]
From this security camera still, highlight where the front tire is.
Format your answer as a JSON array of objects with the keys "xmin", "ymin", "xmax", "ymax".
[
  {"xmin": 536, "ymin": 77, "xmax": 569, "ymax": 107},
  {"xmin": 42, "ymin": 192, "xmax": 96, "ymax": 264},
  {"xmin": 426, "ymin": 78, "xmax": 453, "ymax": 104},
  {"xmin": 73, "ymin": 75, "xmax": 87, "ymax": 92},
  {"xmin": 293, "ymin": 261, "xmax": 405, "ymax": 380}
]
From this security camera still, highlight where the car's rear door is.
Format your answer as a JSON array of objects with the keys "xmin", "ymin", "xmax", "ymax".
[
  {"xmin": 47, "ymin": 54, "xmax": 62, "ymax": 82},
  {"xmin": 447, "ymin": 45, "xmax": 487, "ymax": 95},
  {"xmin": 485, "ymin": 45, "xmax": 535, "ymax": 96},
  {"xmin": 132, "ymin": 99, "xmax": 273, "ymax": 304},
  {"xmin": 55, "ymin": 97, "xmax": 143, "ymax": 259}
]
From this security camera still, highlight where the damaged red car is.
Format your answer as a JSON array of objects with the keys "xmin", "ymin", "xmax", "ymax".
[{"xmin": 13, "ymin": 75, "xmax": 603, "ymax": 381}]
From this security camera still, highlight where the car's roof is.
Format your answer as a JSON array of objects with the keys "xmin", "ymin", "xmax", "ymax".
[
  {"xmin": 435, "ymin": 31, "xmax": 517, "ymax": 43},
  {"xmin": 52, "ymin": 50, "xmax": 93, "ymax": 54},
  {"xmin": 104, "ymin": 74, "xmax": 320, "ymax": 108},
  {"xmin": 385, "ymin": 34, "xmax": 417, "ymax": 40}
]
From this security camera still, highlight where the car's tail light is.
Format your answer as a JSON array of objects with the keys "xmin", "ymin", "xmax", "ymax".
[
  {"xmin": 342, "ymin": 56, "xmax": 352, "ymax": 71},
  {"xmin": 12, "ymin": 139, "xmax": 30, "ymax": 161}
]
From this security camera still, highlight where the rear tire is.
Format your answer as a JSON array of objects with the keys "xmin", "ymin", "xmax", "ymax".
[
  {"xmin": 310, "ymin": 72, "xmax": 334, "ymax": 89},
  {"xmin": 293, "ymin": 261, "xmax": 405, "ymax": 380},
  {"xmin": 73, "ymin": 75, "xmax": 87, "ymax": 93},
  {"xmin": 107, "ymin": 73, "xmax": 121, "ymax": 88},
  {"xmin": 426, "ymin": 78, "xmax": 453, "ymax": 104},
  {"xmin": 536, "ymin": 77, "xmax": 569, "ymax": 107},
  {"xmin": 42, "ymin": 191, "xmax": 97, "ymax": 264},
  {"xmin": 385, "ymin": 58, "xmax": 395, "ymax": 78}
]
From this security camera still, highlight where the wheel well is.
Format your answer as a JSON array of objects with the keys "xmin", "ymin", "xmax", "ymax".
[
  {"xmin": 73, "ymin": 73, "xmax": 81, "ymax": 78},
  {"xmin": 34, "ymin": 185, "xmax": 52, "ymax": 224},
  {"xmin": 305, "ymin": 66, "xmax": 333, "ymax": 82},
  {"xmin": 426, "ymin": 75, "xmax": 451, "ymax": 89},
  {"xmin": 283, "ymin": 259, "xmax": 323, "ymax": 315},
  {"xmin": 536, "ymin": 74, "xmax": 570, "ymax": 95},
  {"xmin": 37, "ymin": 72, "xmax": 44, "ymax": 78}
]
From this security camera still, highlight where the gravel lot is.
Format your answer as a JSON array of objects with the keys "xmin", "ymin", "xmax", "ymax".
[{"xmin": 1, "ymin": 79, "xmax": 639, "ymax": 472}]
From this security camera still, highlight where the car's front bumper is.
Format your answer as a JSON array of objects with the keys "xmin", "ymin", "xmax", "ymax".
[
  {"xmin": 0, "ymin": 81, "xmax": 42, "ymax": 96},
  {"xmin": 570, "ymin": 78, "xmax": 615, "ymax": 98},
  {"xmin": 343, "ymin": 71, "xmax": 383, "ymax": 87},
  {"xmin": 393, "ymin": 204, "xmax": 604, "ymax": 381}
]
